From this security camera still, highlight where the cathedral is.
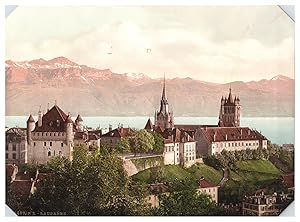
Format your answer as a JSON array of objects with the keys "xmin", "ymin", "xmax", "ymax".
[
  {"xmin": 218, "ymin": 88, "xmax": 241, "ymax": 127},
  {"xmin": 154, "ymin": 76, "xmax": 174, "ymax": 130}
]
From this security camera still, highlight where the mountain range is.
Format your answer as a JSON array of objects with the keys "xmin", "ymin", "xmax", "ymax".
[{"xmin": 5, "ymin": 57, "xmax": 294, "ymax": 117}]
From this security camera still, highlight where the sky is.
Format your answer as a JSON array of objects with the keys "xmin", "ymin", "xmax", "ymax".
[{"xmin": 5, "ymin": 6, "xmax": 294, "ymax": 83}]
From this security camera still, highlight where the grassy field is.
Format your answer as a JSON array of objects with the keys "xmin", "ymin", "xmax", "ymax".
[
  {"xmin": 227, "ymin": 160, "xmax": 283, "ymax": 188},
  {"xmin": 131, "ymin": 163, "xmax": 223, "ymax": 185}
]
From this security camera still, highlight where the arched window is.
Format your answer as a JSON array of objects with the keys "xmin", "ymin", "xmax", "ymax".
[{"xmin": 48, "ymin": 151, "xmax": 51, "ymax": 156}]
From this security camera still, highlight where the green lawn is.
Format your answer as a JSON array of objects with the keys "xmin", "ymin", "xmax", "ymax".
[
  {"xmin": 131, "ymin": 163, "xmax": 223, "ymax": 185},
  {"xmin": 227, "ymin": 160, "xmax": 283, "ymax": 188}
]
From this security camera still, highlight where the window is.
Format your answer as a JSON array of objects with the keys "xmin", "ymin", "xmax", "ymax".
[
  {"xmin": 48, "ymin": 151, "xmax": 51, "ymax": 156},
  {"xmin": 209, "ymin": 189, "xmax": 211, "ymax": 192},
  {"xmin": 12, "ymin": 153, "xmax": 16, "ymax": 159},
  {"xmin": 61, "ymin": 143, "xmax": 63, "ymax": 147},
  {"xmin": 46, "ymin": 133, "xmax": 48, "ymax": 136},
  {"xmin": 34, "ymin": 142, "xmax": 36, "ymax": 146},
  {"xmin": 37, "ymin": 133, "xmax": 39, "ymax": 136},
  {"xmin": 6, "ymin": 144, "xmax": 8, "ymax": 150},
  {"xmin": 59, "ymin": 151, "xmax": 62, "ymax": 156},
  {"xmin": 50, "ymin": 133, "xmax": 52, "ymax": 136},
  {"xmin": 42, "ymin": 133, "xmax": 43, "ymax": 136},
  {"xmin": 228, "ymin": 143, "xmax": 230, "ymax": 147},
  {"xmin": 12, "ymin": 144, "xmax": 16, "ymax": 151},
  {"xmin": 50, "ymin": 142, "xmax": 52, "ymax": 146},
  {"xmin": 6, "ymin": 153, "xmax": 8, "ymax": 159},
  {"xmin": 44, "ymin": 142, "xmax": 46, "ymax": 146}
]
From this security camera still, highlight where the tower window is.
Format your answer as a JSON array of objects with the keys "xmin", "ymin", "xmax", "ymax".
[
  {"xmin": 42, "ymin": 133, "xmax": 43, "ymax": 136},
  {"xmin": 44, "ymin": 142, "xmax": 46, "ymax": 146},
  {"xmin": 61, "ymin": 143, "xmax": 64, "ymax": 147},
  {"xmin": 37, "ymin": 133, "xmax": 39, "ymax": 136},
  {"xmin": 46, "ymin": 133, "xmax": 48, "ymax": 136},
  {"xmin": 6, "ymin": 144, "xmax": 8, "ymax": 150},
  {"xmin": 50, "ymin": 142, "xmax": 52, "ymax": 146},
  {"xmin": 12, "ymin": 153, "xmax": 16, "ymax": 159},
  {"xmin": 12, "ymin": 144, "xmax": 16, "ymax": 151},
  {"xmin": 48, "ymin": 151, "xmax": 51, "ymax": 156},
  {"xmin": 59, "ymin": 151, "xmax": 62, "ymax": 156},
  {"xmin": 50, "ymin": 133, "xmax": 52, "ymax": 136},
  {"xmin": 34, "ymin": 142, "xmax": 36, "ymax": 146}
]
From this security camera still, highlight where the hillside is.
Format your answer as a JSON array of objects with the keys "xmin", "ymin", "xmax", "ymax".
[
  {"xmin": 132, "ymin": 163, "xmax": 223, "ymax": 185},
  {"xmin": 5, "ymin": 57, "xmax": 294, "ymax": 117}
]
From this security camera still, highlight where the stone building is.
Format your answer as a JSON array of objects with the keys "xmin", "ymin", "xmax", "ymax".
[
  {"xmin": 197, "ymin": 176, "xmax": 220, "ymax": 203},
  {"xmin": 26, "ymin": 104, "xmax": 86, "ymax": 164},
  {"xmin": 197, "ymin": 127, "xmax": 268, "ymax": 156},
  {"xmin": 6, "ymin": 127, "xmax": 27, "ymax": 164},
  {"xmin": 218, "ymin": 88, "xmax": 241, "ymax": 127},
  {"xmin": 154, "ymin": 76, "xmax": 174, "ymax": 130},
  {"xmin": 242, "ymin": 191, "xmax": 292, "ymax": 216},
  {"xmin": 100, "ymin": 127, "xmax": 133, "ymax": 148},
  {"xmin": 157, "ymin": 127, "xmax": 196, "ymax": 167}
]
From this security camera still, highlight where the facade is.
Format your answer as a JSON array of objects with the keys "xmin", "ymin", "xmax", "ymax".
[
  {"xmin": 197, "ymin": 127, "xmax": 268, "ymax": 156},
  {"xmin": 26, "ymin": 105, "xmax": 86, "ymax": 164},
  {"xmin": 242, "ymin": 191, "xmax": 291, "ymax": 216},
  {"xmin": 101, "ymin": 127, "xmax": 133, "ymax": 148},
  {"xmin": 218, "ymin": 88, "xmax": 241, "ymax": 127},
  {"xmin": 197, "ymin": 177, "xmax": 219, "ymax": 203},
  {"xmin": 158, "ymin": 127, "xmax": 196, "ymax": 167},
  {"xmin": 154, "ymin": 76, "xmax": 174, "ymax": 130},
  {"xmin": 6, "ymin": 128, "xmax": 27, "ymax": 164}
]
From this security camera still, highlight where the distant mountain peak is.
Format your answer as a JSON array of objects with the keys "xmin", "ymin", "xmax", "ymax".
[
  {"xmin": 270, "ymin": 75, "xmax": 292, "ymax": 81},
  {"xmin": 48, "ymin": 56, "xmax": 78, "ymax": 66}
]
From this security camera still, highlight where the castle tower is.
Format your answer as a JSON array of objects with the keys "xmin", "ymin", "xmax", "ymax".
[
  {"xmin": 75, "ymin": 114, "xmax": 84, "ymax": 131},
  {"xmin": 26, "ymin": 114, "xmax": 35, "ymax": 145},
  {"xmin": 218, "ymin": 88, "xmax": 241, "ymax": 127},
  {"xmin": 65, "ymin": 115, "xmax": 74, "ymax": 146},
  {"xmin": 154, "ymin": 75, "xmax": 174, "ymax": 130}
]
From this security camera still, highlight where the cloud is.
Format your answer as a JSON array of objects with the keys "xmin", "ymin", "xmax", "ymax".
[{"xmin": 6, "ymin": 6, "xmax": 294, "ymax": 83}]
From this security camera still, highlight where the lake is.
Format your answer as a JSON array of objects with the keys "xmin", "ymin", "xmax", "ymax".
[{"xmin": 5, "ymin": 116, "xmax": 294, "ymax": 145}]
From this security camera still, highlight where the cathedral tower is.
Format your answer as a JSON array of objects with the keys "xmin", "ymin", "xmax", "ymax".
[
  {"xmin": 154, "ymin": 75, "xmax": 174, "ymax": 130},
  {"xmin": 218, "ymin": 88, "xmax": 241, "ymax": 127}
]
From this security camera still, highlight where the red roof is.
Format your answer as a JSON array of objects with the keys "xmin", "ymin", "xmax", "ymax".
[
  {"xmin": 101, "ymin": 128, "xmax": 133, "ymax": 138},
  {"xmin": 199, "ymin": 177, "xmax": 216, "ymax": 188},
  {"xmin": 33, "ymin": 105, "xmax": 75, "ymax": 132},
  {"xmin": 75, "ymin": 114, "xmax": 83, "ymax": 122},
  {"xmin": 160, "ymin": 127, "xmax": 195, "ymax": 144},
  {"xmin": 65, "ymin": 115, "xmax": 73, "ymax": 123},
  {"xmin": 27, "ymin": 114, "xmax": 35, "ymax": 122},
  {"xmin": 9, "ymin": 180, "xmax": 33, "ymax": 201},
  {"xmin": 200, "ymin": 127, "xmax": 267, "ymax": 143},
  {"xmin": 144, "ymin": 118, "xmax": 153, "ymax": 130}
]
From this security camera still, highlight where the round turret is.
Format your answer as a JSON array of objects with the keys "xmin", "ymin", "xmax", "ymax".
[
  {"xmin": 75, "ymin": 114, "xmax": 84, "ymax": 131},
  {"xmin": 26, "ymin": 114, "xmax": 35, "ymax": 145},
  {"xmin": 65, "ymin": 115, "xmax": 74, "ymax": 145}
]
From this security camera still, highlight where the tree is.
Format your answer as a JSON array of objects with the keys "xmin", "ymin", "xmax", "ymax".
[
  {"xmin": 151, "ymin": 132, "xmax": 164, "ymax": 153},
  {"xmin": 116, "ymin": 138, "xmax": 131, "ymax": 154},
  {"xmin": 28, "ymin": 145, "xmax": 150, "ymax": 215},
  {"xmin": 128, "ymin": 129, "xmax": 155, "ymax": 155},
  {"xmin": 149, "ymin": 166, "xmax": 165, "ymax": 183},
  {"xmin": 153, "ymin": 180, "xmax": 223, "ymax": 216}
]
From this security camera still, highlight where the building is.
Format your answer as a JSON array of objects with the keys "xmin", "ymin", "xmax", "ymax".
[
  {"xmin": 6, "ymin": 127, "xmax": 27, "ymax": 164},
  {"xmin": 218, "ymin": 88, "xmax": 241, "ymax": 127},
  {"xmin": 282, "ymin": 144, "xmax": 294, "ymax": 152},
  {"xmin": 197, "ymin": 127, "xmax": 268, "ymax": 156},
  {"xmin": 242, "ymin": 191, "xmax": 291, "ymax": 216},
  {"xmin": 26, "ymin": 104, "xmax": 86, "ymax": 164},
  {"xmin": 154, "ymin": 76, "xmax": 174, "ymax": 130},
  {"xmin": 101, "ymin": 127, "xmax": 133, "ymax": 148},
  {"xmin": 197, "ymin": 177, "xmax": 220, "ymax": 203},
  {"xmin": 157, "ymin": 127, "xmax": 196, "ymax": 167}
]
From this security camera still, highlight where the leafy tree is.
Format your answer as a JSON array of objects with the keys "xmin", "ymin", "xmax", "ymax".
[
  {"xmin": 149, "ymin": 166, "xmax": 165, "ymax": 183},
  {"xmin": 153, "ymin": 180, "xmax": 223, "ymax": 216},
  {"xmin": 128, "ymin": 129, "xmax": 155, "ymax": 155},
  {"xmin": 151, "ymin": 132, "xmax": 164, "ymax": 153},
  {"xmin": 116, "ymin": 137, "xmax": 131, "ymax": 154},
  {"xmin": 28, "ymin": 145, "xmax": 150, "ymax": 215}
]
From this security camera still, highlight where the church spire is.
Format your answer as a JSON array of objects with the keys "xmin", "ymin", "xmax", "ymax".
[
  {"xmin": 162, "ymin": 74, "xmax": 167, "ymax": 101},
  {"xmin": 228, "ymin": 87, "xmax": 233, "ymax": 103}
]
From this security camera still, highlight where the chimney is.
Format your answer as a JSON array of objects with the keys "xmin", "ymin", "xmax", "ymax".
[
  {"xmin": 213, "ymin": 132, "xmax": 216, "ymax": 141},
  {"xmin": 109, "ymin": 124, "xmax": 112, "ymax": 132},
  {"xmin": 205, "ymin": 126, "xmax": 207, "ymax": 131},
  {"xmin": 248, "ymin": 129, "xmax": 250, "ymax": 136},
  {"xmin": 225, "ymin": 134, "xmax": 228, "ymax": 141}
]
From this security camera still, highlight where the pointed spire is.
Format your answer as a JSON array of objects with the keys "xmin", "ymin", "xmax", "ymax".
[
  {"xmin": 27, "ymin": 114, "xmax": 35, "ymax": 123},
  {"xmin": 228, "ymin": 87, "xmax": 233, "ymax": 103},
  {"xmin": 162, "ymin": 73, "xmax": 167, "ymax": 101}
]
